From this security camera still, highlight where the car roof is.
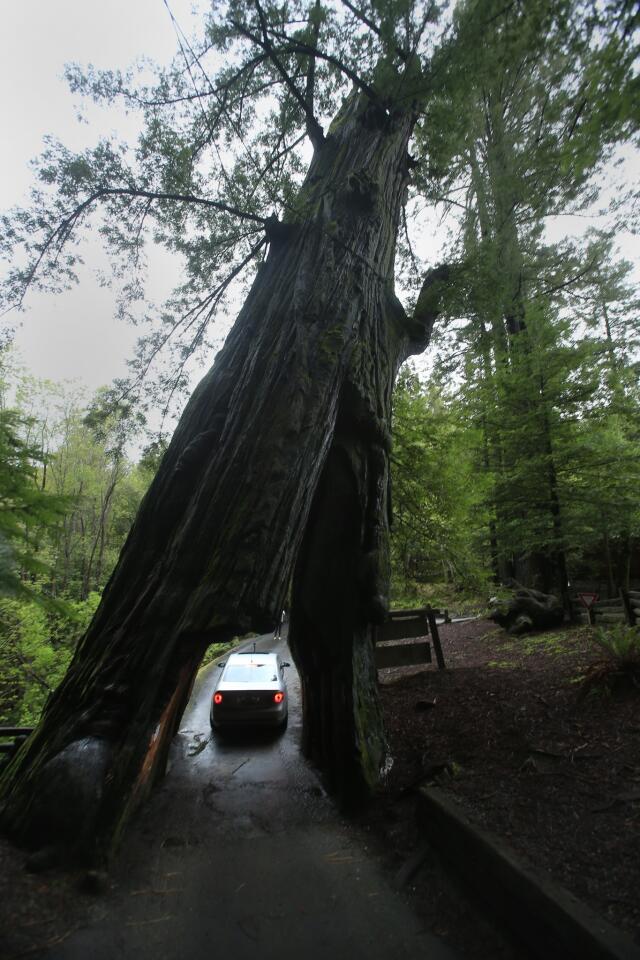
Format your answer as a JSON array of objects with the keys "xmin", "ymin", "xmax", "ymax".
[{"xmin": 227, "ymin": 650, "xmax": 277, "ymax": 660}]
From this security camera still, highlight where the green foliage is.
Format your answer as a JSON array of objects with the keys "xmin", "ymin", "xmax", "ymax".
[
  {"xmin": 0, "ymin": 0, "xmax": 444, "ymax": 413},
  {"xmin": 594, "ymin": 623, "xmax": 640, "ymax": 664},
  {"xmin": 0, "ymin": 0, "xmax": 636, "ymax": 723},
  {"xmin": 0, "ymin": 360, "xmax": 153, "ymax": 724},
  {"xmin": 0, "ymin": 407, "xmax": 69, "ymax": 604},
  {"xmin": 579, "ymin": 623, "xmax": 640, "ymax": 699},
  {"xmin": 390, "ymin": 367, "xmax": 492, "ymax": 604},
  {"xmin": 2, "ymin": 370, "xmax": 154, "ymax": 600},
  {"xmin": 199, "ymin": 633, "xmax": 258, "ymax": 670},
  {"xmin": 415, "ymin": 0, "xmax": 640, "ymax": 596},
  {"xmin": 0, "ymin": 591, "xmax": 100, "ymax": 725}
]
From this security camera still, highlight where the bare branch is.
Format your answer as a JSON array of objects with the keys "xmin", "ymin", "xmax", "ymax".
[{"xmin": 248, "ymin": 132, "xmax": 307, "ymax": 202}]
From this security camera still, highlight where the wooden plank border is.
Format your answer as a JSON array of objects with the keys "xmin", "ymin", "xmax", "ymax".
[
  {"xmin": 417, "ymin": 786, "xmax": 640, "ymax": 960},
  {"xmin": 374, "ymin": 606, "xmax": 446, "ymax": 670}
]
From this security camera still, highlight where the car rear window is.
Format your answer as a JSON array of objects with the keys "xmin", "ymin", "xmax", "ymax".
[{"xmin": 223, "ymin": 661, "xmax": 278, "ymax": 682}]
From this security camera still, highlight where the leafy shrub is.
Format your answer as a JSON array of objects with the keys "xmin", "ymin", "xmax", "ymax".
[
  {"xmin": 579, "ymin": 623, "xmax": 640, "ymax": 699},
  {"xmin": 0, "ymin": 591, "xmax": 100, "ymax": 725}
]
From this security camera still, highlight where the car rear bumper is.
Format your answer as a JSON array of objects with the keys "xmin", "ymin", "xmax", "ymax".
[{"xmin": 210, "ymin": 705, "xmax": 287, "ymax": 728}]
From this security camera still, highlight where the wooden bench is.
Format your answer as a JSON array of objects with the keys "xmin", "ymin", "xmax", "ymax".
[{"xmin": 374, "ymin": 606, "xmax": 446, "ymax": 671}]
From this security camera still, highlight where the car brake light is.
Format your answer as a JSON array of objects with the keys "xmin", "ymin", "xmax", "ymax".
[
  {"xmin": 213, "ymin": 693, "xmax": 223, "ymax": 704},
  {"xmin": 274, "ymin": 692, "xmax": 285, "ymax": 703}
]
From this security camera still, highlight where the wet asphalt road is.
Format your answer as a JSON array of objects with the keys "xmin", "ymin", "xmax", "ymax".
[{"xmin": 46, "ymin": 633, "xmax": 459, "ymax": 960}]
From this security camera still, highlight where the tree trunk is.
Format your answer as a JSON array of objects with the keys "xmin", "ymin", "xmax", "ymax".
[
  {"xmin": 0, "ymin": 88, "xmax": 428, "ymax": 860},
  {"xmin": 603, "ymin": 526, "xmax": 616, "ymax": 598},
  {"xmin": 84, "ymin": 465, "xmax": 120, "ymax": 598}
]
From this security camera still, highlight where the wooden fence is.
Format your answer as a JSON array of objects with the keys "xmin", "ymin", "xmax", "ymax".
[{"xmin": 374, "ymin": 606, "xmax": 446, "ymax": 671}]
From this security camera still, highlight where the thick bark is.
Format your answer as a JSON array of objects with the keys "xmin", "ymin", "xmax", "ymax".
[{"xmin": 0, "ymin": 88, "xmax": 427, "ymax": 859}]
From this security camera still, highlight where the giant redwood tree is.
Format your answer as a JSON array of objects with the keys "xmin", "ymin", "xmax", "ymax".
[{"xmin": 0, "ymin": 0, "xmax": 448, "ymax": 860}]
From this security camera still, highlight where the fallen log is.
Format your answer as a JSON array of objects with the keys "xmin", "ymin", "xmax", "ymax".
[{"xmin": 488, "ymin": 587, "xmax": 565, "ymax": 635}]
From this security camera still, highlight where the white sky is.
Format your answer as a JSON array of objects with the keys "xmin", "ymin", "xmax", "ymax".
[
  {"xmin": 0, "ymin": 0, "xmax": 204, "ymax": 393},
  {"xmin": 0, "ymin": 1, "xmax": 638, "ymax": 406}
]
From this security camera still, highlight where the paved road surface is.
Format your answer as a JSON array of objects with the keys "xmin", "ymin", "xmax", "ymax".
[{"xmin": 46, "ymin": 634, "xmax": 459, "ymax": 960}]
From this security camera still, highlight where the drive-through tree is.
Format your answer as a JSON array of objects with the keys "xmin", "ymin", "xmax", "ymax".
[{"xmin": 0, "ymin": 0, "xmax": 449, "ymax": 860}]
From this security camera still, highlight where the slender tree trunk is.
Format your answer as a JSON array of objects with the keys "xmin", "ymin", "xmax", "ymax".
[
  {"xmin": 619, "ymin": 532, "xmax": 632, "ymax": 593},
  {"xmin": 84, "ymin": 467, "xmax": 119, "ymax": 598},
  {"xmin": 603, "ymin": 526, "xmax": 616, "ymax": 598},
  {"xmin": 0, "ymin": 88, "xmax": 428, "ymax": 860}
]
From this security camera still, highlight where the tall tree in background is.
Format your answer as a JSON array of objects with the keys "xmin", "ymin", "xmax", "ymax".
[
  {"xmin": 389, "ymin": 367, "xmax": 490, "ymax": 599},
  {"xmin": 0, "ymin": 356, "xmax": 70, "ymax": 603},
  {"xmin": 0, "ymin": 0, "xmax": 447, "ymax": 858},
  {"xmin": 562, "ymin": 235, "xmax": 640, "ymax": 590},
  {"xmin": 416, "ymin": 0, "xmax": 639, "ymax": 600}
]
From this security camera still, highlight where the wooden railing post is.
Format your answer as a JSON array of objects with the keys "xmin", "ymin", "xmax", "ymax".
[{"xmin": 425, "ymin": 606, "xmax": 446, "ymax": 670}]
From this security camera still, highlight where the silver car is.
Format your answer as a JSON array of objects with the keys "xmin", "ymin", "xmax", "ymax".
[{"xmin": 210, "ymin": 650, "xmax": 290, "ymax": 730}]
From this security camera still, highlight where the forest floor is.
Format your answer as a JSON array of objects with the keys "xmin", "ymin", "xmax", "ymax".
[{"xmin": 361, "ymin": 617, "xmax": 640, "ymax": 950}]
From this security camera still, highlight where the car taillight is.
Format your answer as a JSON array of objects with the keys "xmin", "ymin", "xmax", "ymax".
[
  {"xmin": 274, "ymin": 691, "xmax": 285, "ymax": 703},
  {"xmin": 213, "ymin": 693, "xmax": 223, "ymax": 704}
]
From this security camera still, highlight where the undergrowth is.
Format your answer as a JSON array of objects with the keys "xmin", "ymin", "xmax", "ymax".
[{"xmin": 579, "ymin": 624, "xmax": 640, "ymax": 700}]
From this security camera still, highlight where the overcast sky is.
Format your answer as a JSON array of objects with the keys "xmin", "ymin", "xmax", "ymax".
[
  {"xmin": 0, "ymin": 0, "xmax": 204, "ymax": 394},
  {"xmin": 1, "ymin": 1, "xmax": 638, "ymax": 405}
]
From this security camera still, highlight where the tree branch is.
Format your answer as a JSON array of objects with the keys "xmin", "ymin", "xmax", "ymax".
[
  {"xmin": 305, "ymin": 0, "xmax": 322, "ymax": 129},
  {"xmin": 10, "ymin": 188, "xmax": 266, "ymax": 312},
  {"xmin": 115, "ymin": 53, "xmax": 271, "ymax": 108},
  {"xmin": 86, "ymin": 186, "xmax": 267, "ymax": 222},
  {"xmin": 233, "ymin": 2, "xmax": 325, "ymax": 149},
  {"xmin": 266, "ymin": 29, "xmax": 381, "ymax": 104},
  {"xmin": 119, "ymin": 235, "xmax": 267, "ymax": 410},
  {"xmin": 248, "ymin": 132, "xmax": 307, "ymax": 202},
  {"xmin": 158, "ymin": 235, "xmax": 267, "ymax": 427},
  {"xmin": 539, "ymin": 255, "xmax": 601, "ymax": 297},
  {"xmin": 339, "ymin": 0, "xmax": 408, "ymax": 62}
]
